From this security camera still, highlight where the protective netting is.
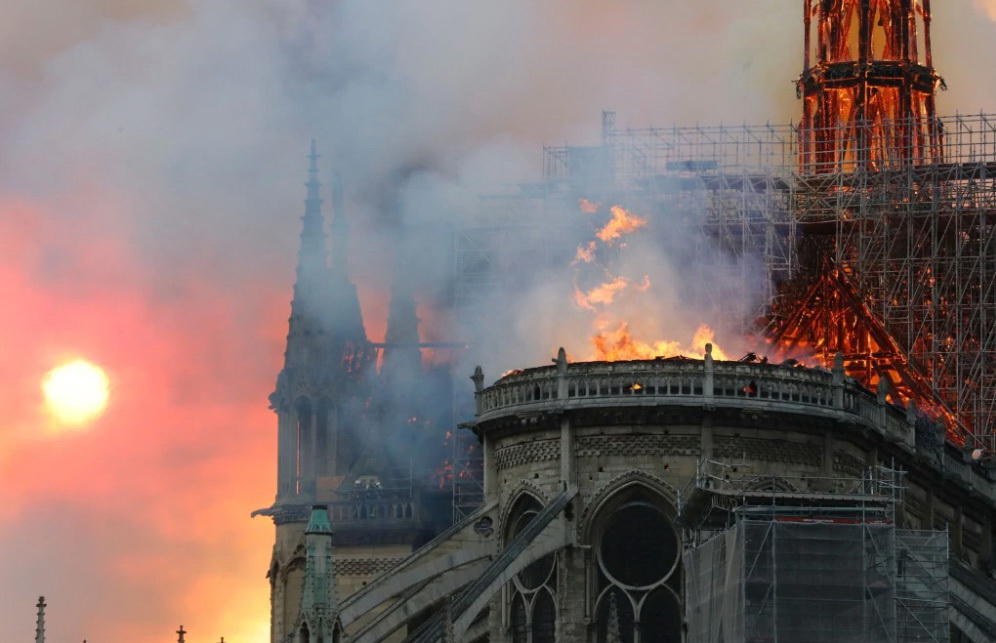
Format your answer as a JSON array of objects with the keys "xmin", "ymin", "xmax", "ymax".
[
  {"xmin": 895, "ymin": 530, "xmax": 950, "ymax": 643},
  {"xmin": 683, "ymin": 520, "xmax": 948, "ymax": 643},
  {"xmin": 684, "ymin": 527, "xmax": 744, "ymax": 642}
]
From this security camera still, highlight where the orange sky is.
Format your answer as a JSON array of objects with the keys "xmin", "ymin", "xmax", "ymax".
[{"xmin": 2, "ymin": 2, "xmax": 996, "ymax": 642}]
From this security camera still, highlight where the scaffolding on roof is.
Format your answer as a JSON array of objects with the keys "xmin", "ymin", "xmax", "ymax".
[{"xmin": 453, "ymin": 112, "xmax": 996, "ymax": 451}]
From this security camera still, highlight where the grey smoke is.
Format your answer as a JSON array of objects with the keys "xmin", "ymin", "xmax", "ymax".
[{"xmin": 3, "ymin": 1, "xmax": 996, "ymax": 642}]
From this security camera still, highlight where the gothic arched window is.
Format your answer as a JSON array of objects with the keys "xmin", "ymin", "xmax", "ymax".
[
  {"xmin": 505, "ymin": 494, "xmax": 558, "ymax": 642},
  {"xmin": 283, "ymin": 563, "xmax": 304, "ymax": 634},
  {"xmin": 511, "ymin": 594, "xmax": 528, "ymax": 643},
  {"xmin": 531, "ymin": 590, "xmax": 556, "ymax": 643},
  {"xmin": 295, "ymin": 397, "xmax": 313, "ymax": 493},
  {"xmin": 591, "ymin": 485, "xmax": 681, "ymax": 643}
]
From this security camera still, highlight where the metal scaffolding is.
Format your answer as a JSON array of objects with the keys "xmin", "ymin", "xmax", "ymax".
[
  {"xmin": 681, "ymin": 460, "xmax": 950, "ymax": 643},
  {"xmin": 453, "ymin": 112, "xmax": 996, "ymax": 449}
]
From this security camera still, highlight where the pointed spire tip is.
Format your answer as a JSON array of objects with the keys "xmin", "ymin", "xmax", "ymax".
[{"xmin": 308, "ymin": 140, "xmax": 320, "ymax": 180}]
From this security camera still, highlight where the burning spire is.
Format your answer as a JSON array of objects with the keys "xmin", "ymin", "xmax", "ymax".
[{"xmin": 798, "ymin": 0, "xmax": 944, "ymax": 172}]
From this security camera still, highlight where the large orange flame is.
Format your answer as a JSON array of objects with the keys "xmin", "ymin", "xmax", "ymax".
[
  {"xmin": 592, "ymin": 321, "xmax": 729, "ymax": 361},
  {"xmin": 570, "ymin": 200, "xmax": 730, "ymax": 362}
]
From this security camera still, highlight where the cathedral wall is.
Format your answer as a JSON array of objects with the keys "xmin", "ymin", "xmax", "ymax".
[
  {"xmin": 334, "ymin": 544, "xmax": 414, "ymax": 601},
  {"xmin": 270, "ymin": 522, "xmax": 306, "ymax": 643},
  {"xmin": 482, "ymin": 408, "xmax": 891, "ymax": 642}
]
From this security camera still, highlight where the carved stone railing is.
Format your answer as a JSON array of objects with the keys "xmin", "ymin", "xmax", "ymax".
[
  {"xmin": 252, "ymin": 494, "xmax": 422, "ymax": 527},
  {"xmin": 325, "ymin": 496, "xmax": 420, "ymax": 524},
  {"xmin": 474, "ymin": 347, "xmax": 914, "ymax": 448}
]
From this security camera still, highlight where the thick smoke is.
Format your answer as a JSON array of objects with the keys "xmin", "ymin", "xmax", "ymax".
[{"xmin": 3, "ymin": 2, "xmax": 996, "ymax": 642}]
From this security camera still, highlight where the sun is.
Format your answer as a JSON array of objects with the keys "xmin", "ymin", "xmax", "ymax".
[{"xmin": 42, "ymin": 359, "xmax": 110, "ymax": 426}]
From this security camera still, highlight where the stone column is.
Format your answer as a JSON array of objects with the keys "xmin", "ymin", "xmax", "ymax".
[
  {"xmin": 483, "ymin": 433, "xmax": 497, "ymax": 504},
  {"xmin": 561, "ymin": 416, "xmax": 574, "ymax": 489},
  {"xmin": 556, "ymin": 547, "xmax": 588, "ymax": 641}
]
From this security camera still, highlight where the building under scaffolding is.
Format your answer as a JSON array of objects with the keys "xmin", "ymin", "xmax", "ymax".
[{"xmin": 683, "ymin": 461, "xmax": 950, "ymax": 642}]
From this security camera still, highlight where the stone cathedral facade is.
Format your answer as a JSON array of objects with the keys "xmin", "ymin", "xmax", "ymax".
[{"xmin": 253, "ymin": 145, "xmax": 452, "ymax": 643}]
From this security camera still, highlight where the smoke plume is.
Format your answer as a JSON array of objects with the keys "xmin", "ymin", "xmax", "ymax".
[{"xmin": 2, "ymin": 2, "xmax": 996, "ymax": 642}]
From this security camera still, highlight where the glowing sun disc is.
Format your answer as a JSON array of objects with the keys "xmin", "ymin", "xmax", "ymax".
[{"xmin": 42, "ymin": 359, "xmax": 110, "ymax": 425}]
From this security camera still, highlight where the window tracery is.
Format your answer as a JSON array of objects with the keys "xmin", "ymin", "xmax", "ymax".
[
  {"xmin": 591, "ymin": 486, "xmax": 682, "ymax": 643},
  {"xmin": 505, "ymin": 494, "xmax": 558, "ymax": 642}
]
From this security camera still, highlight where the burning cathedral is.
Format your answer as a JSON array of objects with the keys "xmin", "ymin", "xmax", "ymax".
[{"xmin": 256, "ymin": 2, "xmax": 996, "ymax": 642}]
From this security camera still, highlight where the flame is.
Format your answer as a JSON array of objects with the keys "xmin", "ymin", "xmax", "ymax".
[
  {"xmin": 432, "ymin": 460, "xmax": 453, "ymax": 490},
  {"xmin": 573, "ymin": 276, "xmax": 629, "ymax": 310},
  {"xmin": 596, "ymin": 206, "xmax": 647, "ymax": 243},
  {"xmin": 567, "ymin": 203, "xmax": 730, "ymax": 364},
  {"xmin": 591, "ymin": 322, "xmax": 729, "ymax": 361},
  {"xmin": 767, "ymin": 268, "xmax": 969, "ymax": 444}
]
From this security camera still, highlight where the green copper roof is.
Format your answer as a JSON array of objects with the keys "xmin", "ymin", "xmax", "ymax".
[{"xmin": 305, "ymin": 505, "xmax": 333, "ymax": 535}]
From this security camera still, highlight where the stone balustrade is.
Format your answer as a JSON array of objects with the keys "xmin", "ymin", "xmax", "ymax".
[
  {"xmin": 325, "ymin": 497, "xmax": 420, "ymax": 524},
  {"xmin": 475, "ymin": 348, "xmax": 914, "ymax": 448}
]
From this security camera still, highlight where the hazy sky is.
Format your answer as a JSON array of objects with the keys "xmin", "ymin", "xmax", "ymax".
[{"xmin": 2, "ymin": 2, "xmax": 996, "ymax": 642}]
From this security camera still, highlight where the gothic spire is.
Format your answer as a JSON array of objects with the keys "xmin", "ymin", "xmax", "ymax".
[
  {"xmin": 34, "ymin": 596, "xmax": 46, "ymax": 643},
  {"xmin": 323, "ymin": 168, "xmax": 368, "ymax": 347},
  {"xmin": 291, "ymin": 140, "xmax": 330, "ymax": 321}
]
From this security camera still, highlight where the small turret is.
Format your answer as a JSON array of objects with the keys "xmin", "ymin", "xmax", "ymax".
[
  {"xmin": 293, "ymin": 505, "xmax": 337, "ymax": 641},
  {"xmin": 34, "ymin": 596, "xmax": 46, "ymax": 643}
]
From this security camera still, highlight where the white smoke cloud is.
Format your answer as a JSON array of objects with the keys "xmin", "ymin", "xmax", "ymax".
[{"xmin": 2, "ymin": 1, "xmax": 996, "ymax": 641}]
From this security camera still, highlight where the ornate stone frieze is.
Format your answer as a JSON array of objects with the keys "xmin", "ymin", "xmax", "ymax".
[
  {"xmin": 495, "ymin": 439, "xmax": 560, "ymax": 470},
  {"xmin": 715, "ymin": 436, "xmax": 821, "ymax": 467},
  {"xmin": 333, "ymin": 556, "xmax": 407, "ymax": 577},
  {"xmin": 575, "ymin": 434, "xmax": 700, "ymax": 458}
]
